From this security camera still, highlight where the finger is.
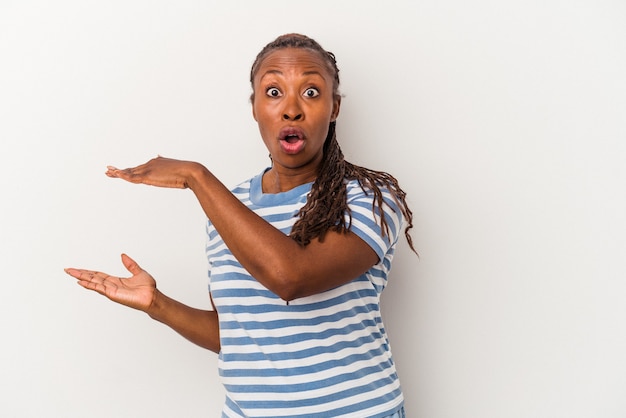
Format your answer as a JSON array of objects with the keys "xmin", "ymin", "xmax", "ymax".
[
  {"xmin": 64, "ymin": 267, "xmax": 81, "ymax": 279},
  {"xmin": 106, "ymin": 167, "xmax": 145, "ymax": 183},
  {"xmin": 65, "ymin": 268, "xmax": 106, "ymax": 284},
  {"xmin": 65, "ymin": 268, "xmax": 110, "ymax": 295},
  {"xmin": 106, "ymin": 160, "xmax": 153, "ymax": 180},
  {"xmin": 120, "ymin": 253, "xmax": 143, "ymax": 276},
  {"xmin": 105, "ymin": 166, "xmax": 120, "ymax": 178},
  {"xmin": 76, "ymin": 278, "xmax": 108, "ymax": 295},
  {"xmin": 64, "ymin": 268, "xmax": 99, "ymax": 280}
]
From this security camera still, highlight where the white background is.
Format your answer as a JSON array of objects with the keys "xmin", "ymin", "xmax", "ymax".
[{"xmin": 1, "ymin": 1, "xmax": 625, "ymax": 417}]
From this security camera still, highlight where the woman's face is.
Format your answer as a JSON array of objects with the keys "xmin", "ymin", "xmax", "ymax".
[{"xmin": 252, "ymin": 48, "xmax": 340, "ymax": 178}]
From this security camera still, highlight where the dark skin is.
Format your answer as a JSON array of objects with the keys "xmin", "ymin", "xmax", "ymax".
[{"xmin": 64, "ymin": 48, "xmax": 378, "ymax": 354}]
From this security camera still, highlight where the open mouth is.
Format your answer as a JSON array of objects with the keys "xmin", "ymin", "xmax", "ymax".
[
  {"xmin": 278, "ymin": 127, "xmax": 306, "ymax": 154},
  {"xmin": 279, "ymin": 127, "xmax": 305, "ymax": 142},
  {"xmin": 284, "ymin": 134, "xmax": 300, "ymax": 143}
]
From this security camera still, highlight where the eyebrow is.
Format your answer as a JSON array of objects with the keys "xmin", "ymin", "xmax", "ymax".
[{"xmin": 260, "ymin": 69, "xmax": 325, "ymax": 79}]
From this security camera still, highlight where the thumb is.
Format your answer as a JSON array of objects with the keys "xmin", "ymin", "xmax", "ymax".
[{"xmin": 121, "ymin": 253, "xmax": 143, "ymax": 276}]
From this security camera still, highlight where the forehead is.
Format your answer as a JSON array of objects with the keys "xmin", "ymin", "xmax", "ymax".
[{"xmin": 255, "ymin": 48, "xmax": 333, "ymax": 82}]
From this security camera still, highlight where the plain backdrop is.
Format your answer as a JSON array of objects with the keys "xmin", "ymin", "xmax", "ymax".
[{"xmin": 1, "ymin": 1, "xmax": 625, "ymax": 417}]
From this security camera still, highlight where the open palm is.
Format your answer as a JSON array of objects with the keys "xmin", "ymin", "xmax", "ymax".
[{"xmin": 65, "ymin": 254, "xmax": 156, "ymax": 312}]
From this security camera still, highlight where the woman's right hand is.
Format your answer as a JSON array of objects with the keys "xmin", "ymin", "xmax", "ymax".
[
  {"xmin": 105, "ymin": 156, "xmax": 204, "ymax": 190},
  {"xmin": 65, "ymin": 254, "xmax": 157, "ymax": 312}
]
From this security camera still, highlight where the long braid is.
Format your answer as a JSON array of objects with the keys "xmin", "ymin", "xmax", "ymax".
[
  {"xmin": 251, "ymin": 34, "xmax": 416, "ymax": 254},
  {"xmin": 290, "ymin": 122, "xmax": 348, "ymax": 244},
  {"xmin": 291, "ymin": 122, "xmax": 415, "ymax": 253}
]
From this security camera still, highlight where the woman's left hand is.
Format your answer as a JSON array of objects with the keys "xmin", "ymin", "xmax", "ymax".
[{"xmin": 106, "ymin": 156, "xmax": 203, "ymax": 189}]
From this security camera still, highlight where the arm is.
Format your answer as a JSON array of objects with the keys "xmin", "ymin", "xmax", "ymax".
[
  {"xmin": 65, "ymin": 253, "xmax": 220, "ymax": 353},
  {"xmin": 189, "ymin": 166, "xmax": 378, "ymax": 301},
  {"xmin": 148, "ymin": 291, "xmax": 220, "ymax": 353},
  {"xmin": 107, "ymin": 158, "xmax": 378, "ymax": 302}
]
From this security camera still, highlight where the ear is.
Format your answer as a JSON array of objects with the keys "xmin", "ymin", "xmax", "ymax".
[
  {"xmin": 330, "ymin": 96, "xmax": 341, "ymax": 122},
  {"xmin": 251, "ymin": 96, "xmax": 258, "ymax": 121}
]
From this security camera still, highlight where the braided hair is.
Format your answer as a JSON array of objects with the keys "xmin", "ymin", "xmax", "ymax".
[{"xmin": 250, "ymin": 34, "xmax": 416, "ymax": 254}]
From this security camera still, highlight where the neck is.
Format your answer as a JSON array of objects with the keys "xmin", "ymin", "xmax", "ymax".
[{"xmin": 262, "ymin": 166, "xmax": 317, "ymax": 193}]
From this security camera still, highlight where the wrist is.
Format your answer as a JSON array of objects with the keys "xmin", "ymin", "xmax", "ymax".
[
  {"xmin": 186, "ymin": 162, "xmax": 210, "ymax": 191},
  {"xmin": 146, "ymin": 289, "xmax": 168, "ymax": 322}
]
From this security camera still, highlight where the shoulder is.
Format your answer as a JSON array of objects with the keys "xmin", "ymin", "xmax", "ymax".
[
  {"xmin": 344, "ymin": 178, "xmax": 404, "ymax": 259},
  {"xmin": 345, "ymin": 178, "xmax": 403, "ymax": 218}
]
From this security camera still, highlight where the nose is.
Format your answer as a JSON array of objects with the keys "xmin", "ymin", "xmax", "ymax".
[{"xmin": 282, "ymin": 96, "xmax": 303, "ymax": 121}]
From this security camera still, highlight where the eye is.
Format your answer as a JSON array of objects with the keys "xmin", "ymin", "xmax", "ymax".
[
  {"xmin": 266, "ymin": 87, "xmax": 282, "ymax": 97},
  {"xmin": 304, "ymin": 88, "xmax": 320, "ymax": 98}
]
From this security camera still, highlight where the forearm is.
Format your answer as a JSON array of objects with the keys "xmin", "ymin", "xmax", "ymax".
[
  {"xmin": 188, "ymin": 166, "xmax": 307, "ymax": 298},
  {"xmin": 147, "ymin": 289, "xmax": 220, "ymax": 353}
]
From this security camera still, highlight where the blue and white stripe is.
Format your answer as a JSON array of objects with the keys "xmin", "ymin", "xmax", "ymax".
[{"xmin": 206, "ymin": 169, "xmax": 404, "ymax": 418}]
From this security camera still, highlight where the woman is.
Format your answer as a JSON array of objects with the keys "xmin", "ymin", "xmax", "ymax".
[{"xmin": 66, "ymin": 33, "xmax": 414, "ymax": 418}]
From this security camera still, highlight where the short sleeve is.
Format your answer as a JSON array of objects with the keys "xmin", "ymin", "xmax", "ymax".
[
  {"xmin": 345, "ymin": 181, "xmax": 404, "ymax": 262},
  {"xmin": 205, "ymin": 220, "xmax": 215, "ymax": 295}
]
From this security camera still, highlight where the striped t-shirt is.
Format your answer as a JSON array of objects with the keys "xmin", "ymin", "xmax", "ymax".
[{"xmin": 206, "ymin": 169, "xmax": 404, "ymax": 418}]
